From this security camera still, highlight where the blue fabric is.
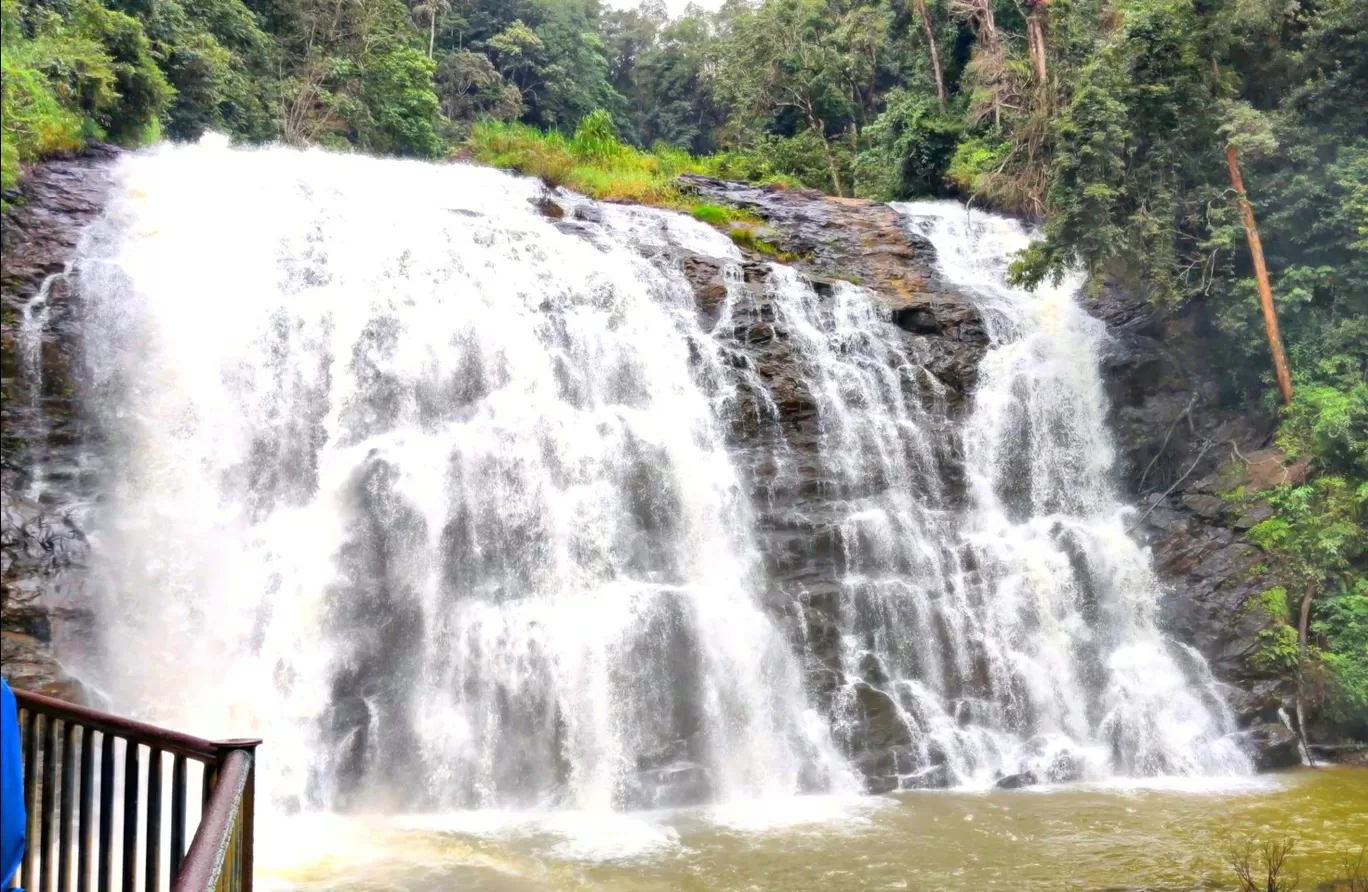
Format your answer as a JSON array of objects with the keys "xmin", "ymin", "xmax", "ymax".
[{"xmin": 1, "ymin": 678, "xmax": 25, "ymax": 889}]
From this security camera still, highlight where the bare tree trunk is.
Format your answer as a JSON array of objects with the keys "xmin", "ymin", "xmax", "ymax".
[
  {"xmin": 1296, "ymin": 584, "xmax": 1316, "ymax": 767},
  {"xmin": 1026, "ymin": 13, "xmax": 1047, "ymax": 83},
  {"xmin": 1225, "ymin": 144, "xmax": 1294, "ymax": 404},
  {"xmin": 429, "ymin": 13, "xmax": 436, "ymax": 58},
  {"xmin": 913, "ymin": 0, "xmax": 946, "ymax": 109},
  {"xmin": 978, "ymin": 0, "xmax": 1001, "ymax": 126}
]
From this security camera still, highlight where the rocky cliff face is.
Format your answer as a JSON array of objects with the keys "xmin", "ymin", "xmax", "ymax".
[
  {"xmin": 0, "ymin": 149, "xmax": 1333, "ymax": 783},
  {"xmin": 1084, "ymin": 284, "xmax": 1333, "ymax": 767},
  {"xmin": 0, "ymin": 145, "xmax": 116, "ymax": 704}
]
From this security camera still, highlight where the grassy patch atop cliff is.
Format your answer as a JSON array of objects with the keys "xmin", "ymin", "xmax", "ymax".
[{"xmin": 466, "ymin": 112, "xmax": 791, "ymax": 232}]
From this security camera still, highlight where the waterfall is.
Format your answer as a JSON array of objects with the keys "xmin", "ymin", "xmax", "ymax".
[
  {"xmin": 65, "ymin": 139, "xmax": 1246, "ymax": 819},
  {"xmin": 73, "ymin": 138, "xmax": 851, "ymax": 812}
]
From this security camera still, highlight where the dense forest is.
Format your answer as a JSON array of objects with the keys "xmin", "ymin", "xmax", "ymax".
[{"xmin": 2, "ymin": 0, "xmax": 1363, "ymax": 730}]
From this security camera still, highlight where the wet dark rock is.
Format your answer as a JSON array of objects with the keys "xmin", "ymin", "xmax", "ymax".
[
  {"xmin": 1180, "ymin": 493, "xmax": 1227, "ymax": 521},
  {"xmin": 864, "ymin": 773, "xmax": 899, "ymax": 795},
  {"xmin": 995, "ymin": 771, "xmax": 1038, "ymax": 790},
  {"xmin": 849, "ymin": 683, "xmax": 913, "ymax": 753},
  {"xmin": 1, "ymin": 145, "xmax": 115, "ymax": 702},
  {"xmin": 629, "ymin": 761, "xmax": 713, "ymax": 809},
  {"xmin": 858, "ymin": 652, "xmax": 890, "ymax": 685},
  {"xmin": 532, "ymin": 194, "xmax": 565, "ymax": 219},
  {"xmin": 901, "ymin": 764, "xmax": 953, "ymax": 790},
  {"xmin": 676, "ymin": 173, "xmax": 987, "ymax": 396},
  {"xmin": 0, "ymin": 631, "xmax": 89, "ymax": 703},
  {"xmin": 1223, "ymin": 679, "xmax": 1290, "ymax": 727},
  {"xmin": 1306, "ymin": 742, "xmax": 1368, "ymax": 767},
  {"xmin": 1087, "ymin": 281, "xmax": 1314, "ymax": 746},
  {"xmin": 1043, "ymin": 751, "xmax": 1086, "ymax": 783},
  {"xmin": 1245, "ymin": 723, "xmax": 1302, "ymax": 771}
]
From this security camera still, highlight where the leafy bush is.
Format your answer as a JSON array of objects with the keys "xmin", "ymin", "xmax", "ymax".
[
  {"xmin": 360, "ymin": 45, "xmax": 444, "ymax": 158},
  {"xmin": 855, "ymin": 89, "xmax": 963, "ymax": 200},
  {"xmin": 1244, "ymin": 475, "xmax": 1367, "ymax": 729},
  {"xmin": 1, "ymin": 0, "xmax": 169, "ymax": 192}
]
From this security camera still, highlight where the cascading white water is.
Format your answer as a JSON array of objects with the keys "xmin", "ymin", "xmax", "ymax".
[
  {"xmin": 73, "ymin": 137, "xmax": 851, "ymax": 813},
  {"xmin": 63, "ymin": 138, "xmax": 1249, "ymax": 825},
  {"xmin": 792, "ymin": 200, "xmax": 1250, "ymax": 785}
]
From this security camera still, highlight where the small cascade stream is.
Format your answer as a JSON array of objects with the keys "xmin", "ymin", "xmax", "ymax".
[{"xmin": 41, "ymin": 138, "xmax": 1250, "ymax": 824}]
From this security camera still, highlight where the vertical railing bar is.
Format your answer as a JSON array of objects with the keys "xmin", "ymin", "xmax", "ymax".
[
  {"xmin": 200, "ymin": 762, "xmax": 216, "ymax": 808},
  {"xmin": 40, "ymin": 713, "xmax": 59, "ymax": 892},
  {"xmin": 60, "ymin": 721, "xmax": 76, "ymax": 892},
  {"xmin": 78, "ymin": 725, "xmax": 95, "ymax": 892},
  {"xmin": 169, "ymin": 756, "xmax": 187, "ymax": 880},
  {"xmin": 236, "ymin": 816, "xmax": 244, "ymax": 892},
  {"xmin": 238, "ymin": 759, "xmax": 254, "ymax": 892},
  {"xmin": 97, "ymin": 733, "xmax": 115, "ymax": 892},
  {"xmin": 144, "ymin": 749, "xmax": 162, "ymax": 892},
  {"xmin": 22, "ymin": 711, "xmax": 40, "ymax": 892},
  {"xmin": 122, "ymin": 742, "xmax": 139, "ymax": 892}
]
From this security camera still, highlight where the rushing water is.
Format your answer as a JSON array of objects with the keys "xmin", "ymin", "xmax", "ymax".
[{"xmin": 51, "ymin": 135, "xmax": 1263, "ymax": 847}]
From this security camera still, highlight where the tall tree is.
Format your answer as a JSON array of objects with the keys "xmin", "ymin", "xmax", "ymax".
[{"xmin": 715, "ymin": 0, "xmax": 853, "ymax": 194}]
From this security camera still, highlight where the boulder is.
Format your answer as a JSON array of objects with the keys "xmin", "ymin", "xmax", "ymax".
[
  {"xmin": 900, "ymin": 764, "xmax": 953, "ymax": 790},
  {"xmin": 1246, "ymin": 723, "xmax": 1302, "ymax": 771},
  {"xmin": 994, "ymin": 771, "xmax": 1039, "ymax": 790},
  {"xmin": 629, "ymin": 761, "xmax": 713, "ymax": 809}
]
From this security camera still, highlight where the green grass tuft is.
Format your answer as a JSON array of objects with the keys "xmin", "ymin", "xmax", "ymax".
[{"xmin": 467, "ymin": 115, "xmax": 769, "ymax": 230}]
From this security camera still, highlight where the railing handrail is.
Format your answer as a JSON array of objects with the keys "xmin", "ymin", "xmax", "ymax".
[
  {"xmin": 171, "ymin": 750, "xmax": 252, "ymax": 892},
  {"xmin": 10, "ymin": 688, "xmax": 259, "ymax": 892},
  {"xmin": 14, "ymin": 689, "xmax": 260, "ymax": 763}
]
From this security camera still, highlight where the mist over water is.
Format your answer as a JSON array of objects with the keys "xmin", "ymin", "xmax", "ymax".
[{"xmin": 63, "ymin": 139, "xmax": 1246, "ymax": 826}]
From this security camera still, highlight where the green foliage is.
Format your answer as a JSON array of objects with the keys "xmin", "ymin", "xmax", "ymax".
[
  {"xmin": 855, "ymin": 89, "xmax": 962, "ymax": 200},
  {"xmin": 470, "ymin": 115, "xmax": 684, "ymax": 206},
  {"xmin": 947, "ymin": 135, "xmax": 1010, "ymax": 198},
  {"xmin": 569, "ymin": 108, "xmax": 624, "ymax": 161},
  {"xmin": 1244, "ymin": 476, "xmax": 1368, "ymax": 729},
  {"xmin": 360, "ymin": 45, "xmax": 443, "ymax": 157},
  {"xmin": 2, "ymin": 0, "xmax": 92, "ymax": 190},
  {"xmin": 689, "ymin": 203, "xmax": 734, "ymax": 226},
  {"xmin": 1, "ymin": 0, "xmax": 170, "ymax": 191},
  {"xmin": 1280, "ymin": 384, "xmax": 1368, "ymax": 478},
  {"xmin": 1312, "ymin": 579, "xmax": 1368, "ymax": 727}
]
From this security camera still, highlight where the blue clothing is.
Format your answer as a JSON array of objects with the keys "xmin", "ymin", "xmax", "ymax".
[{"xmin": 1, "ymin": 678, "xmax": 25, "ymax": 888}]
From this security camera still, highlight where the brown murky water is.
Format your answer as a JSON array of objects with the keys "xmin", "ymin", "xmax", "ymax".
[{"xmin": 259, "ymin": 768, "xmax": 1367, "ymax": 891}]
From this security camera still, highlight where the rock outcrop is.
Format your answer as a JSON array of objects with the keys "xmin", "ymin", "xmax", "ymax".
[
  {"xmin": 0, "ymin": 143, "xmax": 116, "ymax": 706},
  {"xmin": 1086, "ymin": 284, "xmax": 1316, "ymax": 746}
]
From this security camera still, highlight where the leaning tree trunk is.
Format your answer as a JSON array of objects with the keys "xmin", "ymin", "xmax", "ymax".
[
  {"xmin": 913, "ymin": 0, "xmax": 947, "ymax": 108},
  {"xmin": 1225, "ymin": 144, "xmax": 1294, "ymax": 404},
  {"xmin": 429, "ymin": 13, "xmax": 437, "ymax": 58}
]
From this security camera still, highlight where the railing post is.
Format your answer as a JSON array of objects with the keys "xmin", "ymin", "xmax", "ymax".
[{"xmin": 212, "ymin": 740, "xmax": 259, "ymax": 892}]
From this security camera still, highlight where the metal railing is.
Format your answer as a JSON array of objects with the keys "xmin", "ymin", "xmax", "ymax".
[{"xmin": 9, "ymin": 689, "xmax": 259, "ymax": 892}]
